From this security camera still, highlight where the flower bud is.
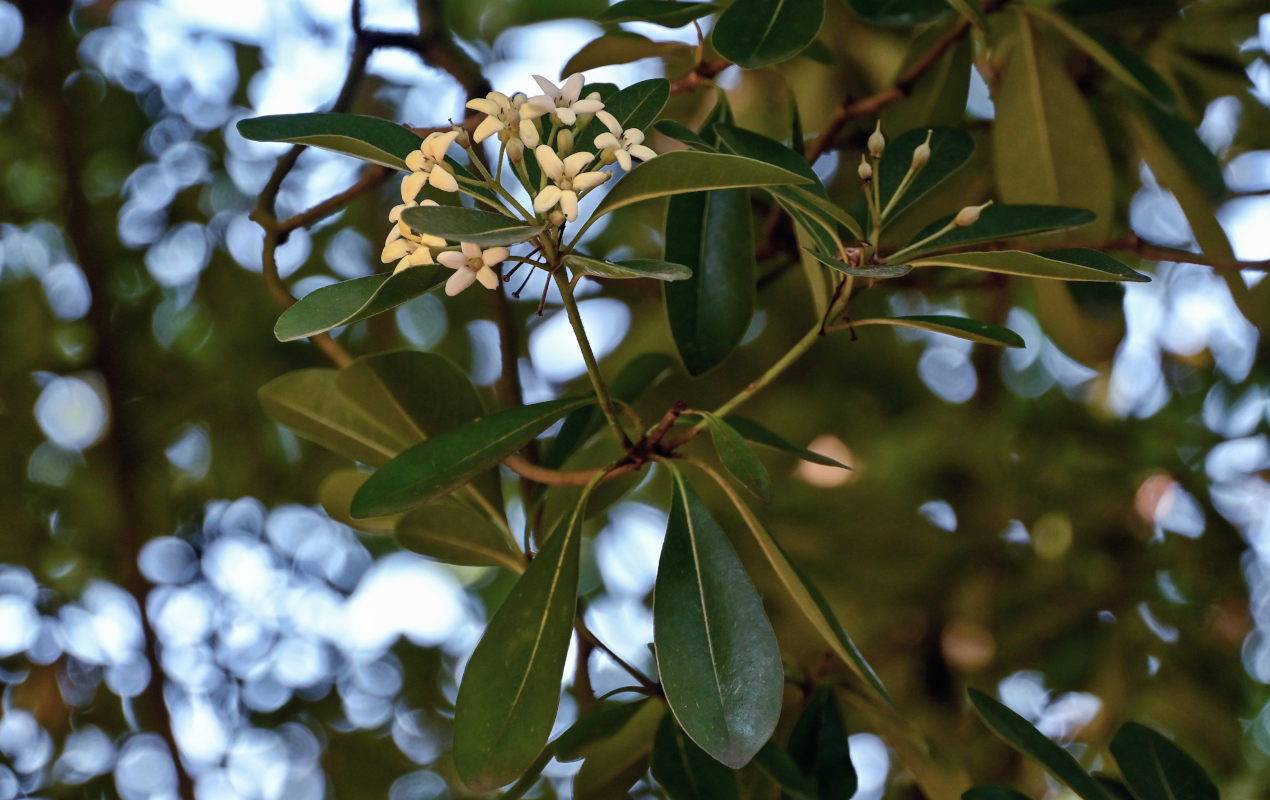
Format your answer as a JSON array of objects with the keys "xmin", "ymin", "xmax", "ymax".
[
  {"xmin": 857, "ymin": 155, "xmax": 873, "ymax": 182},
  {"xmin": 911, "ymin": 130, "xmax": 932, "ymax": 170},
  {"xmin": 954, "ymin": 202, "xmax": 987, "ymax": 227},
  {"xmin": 556, "ymin": 129, "xmax": 574, "ymax": 157},
  {"xmin": 867, "ymin": 121, "xmax": 885, "ymax": 159},
  {"xmin": 548, "ymin": 209, "xmax": 566, "ymax": 227},
  {"xmin": 454, "ymin": 127, "xmax": 471, "ymax": 149},
  {"xmin": 507, "ymin": 138, "xmax": 524, "ymax": 164}
]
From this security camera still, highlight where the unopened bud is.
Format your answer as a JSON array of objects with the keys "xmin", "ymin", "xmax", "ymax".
[
  {"xmin": 867, "ymin": 121, "xmax": 885, "ymax": 159},
  {"xmin": 454, "ymin": 127, "xmax": 471, "ymax": 148},
  {"xmin": 548, "ymin": 209, "xmax": 566, "ymax": 227},
  {"xmin": 954, "ymin": 202, "xmax": 988, "ymax": 227},
  {"xmin": 507, "ymin": 138, "xmax": 524, "ymax": 163},
  {"xmin": 857, "ymin": 155, "xmax": 873, "ymax": 182},
  {"xmin": 556, "ymin": 129, "xmax": 574, "ymax": 157},
  {"xmin": 911, "ymin": 130, "xmax": 932, "ymax": 170}
]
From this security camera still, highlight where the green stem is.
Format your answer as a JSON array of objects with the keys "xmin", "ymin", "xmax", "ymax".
[
  {"xmin": 885, "ymin": 220, "xmax": 958, "ymax": 264},
  {"xmin": 553, "ymin": 271, "xmax": 630, "ymax": 446},
  {"xmin": 467, "ymin": 151, "xmax": 535, "ymax": 220}
]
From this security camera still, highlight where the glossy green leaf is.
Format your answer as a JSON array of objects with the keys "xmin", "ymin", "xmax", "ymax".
[
  {"xmin": 351, "ymin": 397, "xmax": 593, "ymax": 517},
  {"xmin": 715, "ymin": 124, "xmax": 820, "ymax": 189},
  {"xmin": 788, "ymin": 685, "xmax": 857, "ymax": 800},
  {"xmin": 395, "ymin": 501, "xmax": 523, "ymax": 572},
  {"xmin": 1092, "ymin": 775, "xmax": 1137, "ymax": 800},
  {"xmin": 909, "ymin": 250, "xmax": 1149, "ymax": 282},
  {"xmin": 993, "ymin": 12, "xmax": 1113, "ymax": 236},
  {"xmin": 452, "ymin": 489, "xmax": 593, "ymax": 790},
  {"xmin": 565, "ymin": 254, "xmax": 692, "ymax": 281},
  {"xmin": 846, "ymin": 0, "xmax": 948, "ymax": 26},
  {"xmin": 754, "ymin": 744, "xmax": 818, "ymax": 800},
  {"xmin": 699, "ymin": 411, "xmax": 772, "ymax": 503},
  {"xmin": 398, "ymin": 205, "xmax": 543, "ymax": 247},
  {"xmin": 945, "ymin": 0, "xmax": 986, "ymax": 28},
  {"xmin": 654, "ymin": 120, "xmax": 717, "ymax": 152},
  {"xmin": 963, "ymin": 788, "xmax": 1034, "ymax": 800},
  {"xmin": 777, "ymin": 187, "xmax": 867, "ymax": 244},
  {"xmin": 855, "ymin": 315, "xmax": 1026, "ymax": 348},
  {"xmin": 968, "ymin": 689, "xmax": 1111, "ymax": 800},
  {"xmin": 712, "ymin": 0, "xmax": 825, "ymax": 68},
  {"xmin": 1025, "ymin": 6, "xmax": 1174, "ymax": 106},
  {"xmin": 556, "ymin": 701, "xmax": 651, "ymax": 762},
  {"xmin": 721, "ymin": 416, "xmax": 853, "ymax": 469},
  {"xmin": 319, "ymin": 470, "xmax": 397, "ymax": 532},
  {"xmin": 654, "ymin": 469, "xmax": 784, "ymax": 768},
  {"xmin": 236, "ymin": 112, "xmax": 422, "ymax": 169},
  {"xmin": 596, "ymin": 0, "xmax": 721, "ymax": 27},
  {"xmin": 1135, "ymin": 103, "xmax": 1224, "ymax": 198},
  {"xmin": 577, "ymin": 78, "xmax": 671, "ymax": 156},
  {"xmin": 563, "ymin": 33, "xmax": 695, "ymax": 78},
  {"xmin": 592, "ymin": 151, "xmax": 809, "ymax": 219},
  {"xmin": 877, "ymin": 127, "xmax": 974, "ymax": 222},
  {"xmin": 258, "ymin": 369, "xmax": 398, "ymax": 466},
  {"xmin": 274, "ymin": 268, "xmax": 449, "ymax": 342},
  {"xmin": 901, "ymin": 205, "xmax": 1098, "ymax": 256},
  {"xmin": 543, "ymin": 353, "xmax": 672, "ymax": 470},
  {"xmin": 574, "ymin": 700, "xmax": 666, "ymax": 800},
  {"xmin": 663, "ymin": 188, "xmax": 755, "ymax": 376},
  {"xmin": 1110, "ymin": 722, "xmax": 1218, "ymax": 800},
  {"xmin": 882, "ymin": 23, "xmax": 972, "ymax": 134},
  {"xmin": 803, "ymin": 249, "xmax": 913, "ymax": 279},
  {"xmin": 651, "ymin": 715, "xmax": 740, "ymax": 800}
]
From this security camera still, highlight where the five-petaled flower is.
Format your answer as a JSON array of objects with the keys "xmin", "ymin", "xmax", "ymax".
[
  {"xmin": 437, "ymin": 241, "xmax": 508, "ymax": 296},
  {"xmin": 533, "ymin": 145, "xmax": 609, "ymax": 222},
  {"xmin": 402, "ymin": 130, "xmax": 459, "ymax": 199},
  {"xmin": 466, "ymin": 91, "xmax": 540, "ymax": 148},
  {"xmin": 593, "ymin": 111, "xmax": 657, "ymax": 171},
  {"xmin": 382, "ymin": 200, "xmax": 446, "ymax": 274},
  {"xmin": 521, "ymin": 74, "xmax": 604, "ymax": 126}
]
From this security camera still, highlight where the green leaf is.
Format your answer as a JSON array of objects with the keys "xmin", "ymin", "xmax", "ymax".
[
  {"xmin": 654, "ymin": 120, "xmax": 718, "ymax": 152},
  {"xmin": 788, "ymin": 685, "xmax": 857, "ymax": 800},
  {"xmin": 963, "ymin": 788, "xmax": 1034, "ymax": 800},
  {"xmin": 452, "ymin": 490, "xmax": 592, "ymax": 790},
  {"xmin": 274, "ymin": 268, "xmax": 449, "ymax": 342},
  {"xmin": 909, "ymin": 249, "xmax": 1149, "ymax": 283},
  {"xmin": 556, "ymin": 701, "xmax": 652, "ymax": 762},
  {"xmin": 1135, "ymin": 102, "xmax": 1224, "ymax": 198},
  {"xmin": 855, "ymin": 315, "xmax": 1026, "ymax": 348},
  {"xmin": 319, "ymin": 470, "xmax": 398, "ymax": 532},
  {"xmin": 754, "ymin": 744, "xmax": 818, "ymax": 800},
  {"xmin": 565, "ymin": 254, "xmax": 693, "ymax": 281},
  {"xmin": 663, "ymin": 188, "xmax": 755, "ymax": 376},
  {"xmin": 578, "ymin": 78, "xmax": 671, "ymax": 156},
  {"xmin": 882, "ymin": 23, "xmax": 972, "ymax": 134},
  {"xmin": 803, "ymin": 249, "xmax": 913, "ymax": 279},
  {"xmin": 651, "ymin": 715, "xmax": 741, "ymax": 800},
  {"xmin": 1109, "ymin": 723, "xmax": 1218, "ymax": 800},
  {"xmin": 715, "ymin": 124, "xmax": 821, "ymax": 189},
  {"xmin": 967, "ymin": 689, "xmax": 1112, "ymax": 800},
  {"xmin": 351, "ymin": 397, "xmax": 593, "ymax": 517},
  {"xmin": 846, "ymin": 0, "xmax": 949, "ymax": 26},
  {"xmin": 597, "ymin": 0, "xmax": 721, "ymax": 26},
  {"xmin": 945, "ymin": 0, "xmax": 986, "ymax": 28},
  {"xmin": 1024, "ymin": 6, "xmax": 1174, "ymax": 106},
  {"xmin": 563, "ymin": 33, "xmax": 695, "ymax": 78},
  {"xmin": 236, "ymin": 112, "xmax": 422, "ymax": 169},
  {"xmin": 721, "ymin": 416, "xmax": 852, "ymax": 469},
  {"xmin": 1092, "ymin": 775, "xmax": 1137, "ymax": 800},
  {"xmin": 699, "ymin": 411, "xmax": 772, "ymax": 503},
  {"xmin": 877, "ymin": 127, "xmax": 975, "ymax": 222},
  {"xmin": 992, "ymin": 11, "xmax": 1113, "ymax": 236},
  {"xmin": 712, "ymin": 0, "xmax": 826, "ymax": 69},
  {"xmin": 902, "ymin": 205, "xmax": 1098, "ymax": 256},
  {"xmin": 591, "ymin": 151, "xmax": 809, "ymax": 219},
  {"xmin": 543, "ymin": 353, "xmax": 672, "ymax": 470},
  {"xmin": 398, "ymin": 205, "xmax": 543, "ymax": 247},
  {"xmin": 574, "ymin": 700, "xmax": 666, "ymax": 800},
  {"xmin": 395, "ymin": 501, "xmax": 523, "ymax": 572},
  {"xmin": 654, "ymin": 469, "xmax": 784, "ymax": 769},
  {"xmin": 258, "ymin": 369, "xmax": 398, "ymax": 466}
]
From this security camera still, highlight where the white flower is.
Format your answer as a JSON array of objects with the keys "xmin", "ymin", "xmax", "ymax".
[
  {"xmin": 436, "ymin": 241, "xmax": 507, "ymax": 296},
  {"xmin": 401, "ymin": 130, "xmax": 459, "ymax": 200},
  {"xmin": 381, "ymin": 199, "xmax": 446, "ymax": 274},
  {"xmin": 521, "ymin": 74, "xmax": 604, "ymax": 126},
  {"xmin": 593, "ymin": 111, "xmax": 657, "ymax": 171},
  {"xmin": 532, "ymin": 145, "xmax": 610, "ymax": 222},
  {"xmin": 465, "ymin": 91, "xmax": 540, "ymax": 147}
]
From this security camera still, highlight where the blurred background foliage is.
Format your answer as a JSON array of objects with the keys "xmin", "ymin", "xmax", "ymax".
[{"xmin": 1, "ymin": 0, "xmax": 1270, "ymax": 798}]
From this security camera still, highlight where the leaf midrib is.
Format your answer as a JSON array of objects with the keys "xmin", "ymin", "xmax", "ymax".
[
  {"xmin": 1018, "ymin": 13, "xmax": 1060, "ymax": 202},
  {"xmin": 676, "ymin": 473, "xmax": 730, "ymax": 738}
]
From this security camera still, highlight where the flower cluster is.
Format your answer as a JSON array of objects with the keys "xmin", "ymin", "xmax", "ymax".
[{"xmin": 379, "ymin": 72, "xmax": 658, "ymax": 296}]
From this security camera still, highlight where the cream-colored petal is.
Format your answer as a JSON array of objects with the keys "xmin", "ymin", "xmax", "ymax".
[
  {"xmin": 518, "ymin": 119, "xmax": 540, "ymax": 148},
  {"xmin": 393, "ymin": 257, "xmax": 414, "ymax": 275},
  {"xmin": 562, "ymin": 151, "xmax": 594, "ymax": 178},
  {"xmin": 385, "ymin": 226, "xmax": 403, "ymax": 245},
  {"xmin": 475, "ymin": 266, "xmax": 501, "ymax": 290},
  {"xmin": 446, "ymin": 268, "xmax": 477, "ymax": 296},
  {"xmin": 437, "ymin": 251, "xmax": 467, "ymax": 270},
  {"xmin": 519, "ymin": 98, "xmax": 551, "ymax": 120},
  {"xmin": 534, "ymin": 184, "xmax": 562, "ymax": 214},
  {"xmin": 459, "ymin": 241, "xmax": 482, "ymax": 259},
  {"xmin": 560, "ymin": 191, "xmax": 579, "ymax": 221},
  {"xmin": 473, "ymin": 115, "xmax": 504, "ymax": 143},
  {"xmin": 510, "ymin": 92, "xmax": 528, "ymax": 108},
  {"xmin": 535, "ymin": 145, "xmax": 565, "ymax": 181},
  {"xmin": 594, "ymin": 132, "xmax": 621, "ymax": 151},
  {"xmin": 613, "ymin": 149, "xmax": 632, "ymax": 171},
  {"xmin": 401, "ymin": 171, "xmax": 427, "ymax": 203},
  {"xmin": 424, "ymin": 130, "xmax": 459, "ymax": 160},
  {"xmin": 428, "ymin": 166, "xmax": 458, "ymax": 193},
  {"xmin": 407, "ymin": 247, "xmax": 435, "ymax": 266},
  {"xmin": 572, "ymin": 170, "xmax": 610, "ymax": 192},
  {"xmin": 466, "ymin": 97, "xmax": 501, "ymax": 115},
  {"xmin": 532, "ymin": 75, "xmax": 559, "ymax": 98},
  {"xmin": 405, "ymin": 150, "xmax": 426, "ymax": 171},
  {"xmin": 571, "ymin": 99, "xmax": 604, "ymax": 115},
  {"xmin": 419, "ymin": 232, "xmax": 446, "ymax": 249},
  {"xmin": 560, "ymin": 73, "xmax": 584, "ymax": 103},
  {"xmin": 482, "ymin": 246, "xmax": 509, "ymax": 267},
  {"xmin": 596, "ymin": 110, "xmax": 621, "ymax": 136},
  {"xmin": 629, "ymin": 144, "xmax": 657, "ymax": 163},
  {"xmin": 382, "ymin": 238, "xmax": 413, "ymax": 263},
  {"xmin": 623, "ymin": 128, "xmax": 645, "ymax": 146},
  {"xmin": 554, "ymin": 106, "xmax": 577, "ymax": 126}
]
